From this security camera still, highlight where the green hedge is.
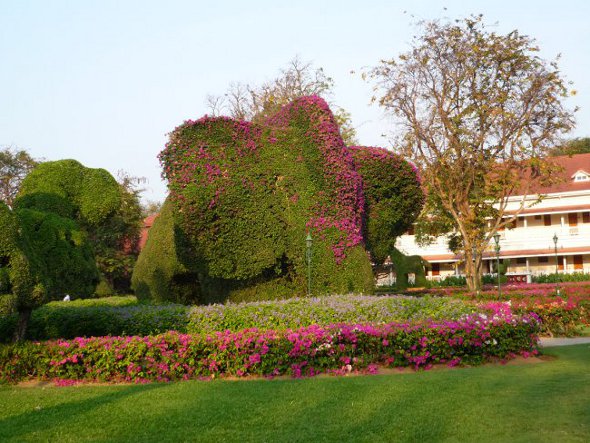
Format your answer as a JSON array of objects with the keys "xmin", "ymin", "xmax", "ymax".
[
  {"xmin": 0, "ymin": 296, "xmax": 187, "ymax": 342},
  {"xmin": 532, "ymin": 272, "xmax": 590, "ymax": 283},
  {"xmin": 0, "ymin": 294, "xmax": 476, "ymax": 342}
]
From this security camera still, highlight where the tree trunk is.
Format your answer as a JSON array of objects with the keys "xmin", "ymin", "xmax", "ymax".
[
  {"xmin": 465, "ymin": 249, "xmax": 482, "ymax": 293},
  {"xmin": 13, "ymin": 308, "xmax": 31, "ymax": 342}
]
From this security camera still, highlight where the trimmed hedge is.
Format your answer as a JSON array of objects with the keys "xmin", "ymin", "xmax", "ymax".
[
  {"xmin": 148, "ymin": 96, "xmax": 379, "ymax": 303},
  {"xmin": 348, "ymin": 146, "xmax": 424, "ymax": 263},
  {"xmin": 131, "ymin": 200, "xmax": 201, "ymax": 304},
  {"xmin": 0, "ymin": 311, "xmax": 540, "ymax": 384},
  {"xmin": 0, "ymin": 295, "xmax": 476, "ymax": 342},
  {"xmin": 186, "ymin": 295, "xmax": 476, "ymax": 335},
  {"xmin": 0, "ymin": 296, "xmax": 187, "ymax": 342}
]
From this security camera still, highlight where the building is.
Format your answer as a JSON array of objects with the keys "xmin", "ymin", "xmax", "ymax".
[{"xmin": 395, "ymin": 153, "xmax": 590, "ymax": 283}]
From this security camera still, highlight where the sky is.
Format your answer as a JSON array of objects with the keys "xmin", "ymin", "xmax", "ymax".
[{"xmin": 1, "ymin": 0, "xmax": 589, "ymax": 203}]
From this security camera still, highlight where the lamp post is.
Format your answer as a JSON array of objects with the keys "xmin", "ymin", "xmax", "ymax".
[
  {"xmin": 553, "ymin": 233, "xmax": 560, "ymax": 296},
  {"xmin": 493, "ymin": 233, "xmax": 501, "ymax": 299},
  {"xmin": 383, "ymin": 255, "xmax": 393, "ymax": 287},
  {"xmin": 306, "ymin": 233, "xmax": 313, "ymax": 297}
]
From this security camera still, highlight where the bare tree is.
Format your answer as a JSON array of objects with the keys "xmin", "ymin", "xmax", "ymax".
[
  {"xmin": 368, "ymin": 15, "xmax": 575, "ymax": 290},
  {"xmin": 0, "ymin": 146, "xmax": 39, "ymax": 207},
  {"xmin": 207, "ymin": 56, "xmax": 358, "ymax": 145}
]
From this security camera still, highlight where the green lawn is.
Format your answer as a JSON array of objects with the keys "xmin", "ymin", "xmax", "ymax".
[{"xmin": 1, "ymin": 345, "xmax": 588, "ymax": 443}]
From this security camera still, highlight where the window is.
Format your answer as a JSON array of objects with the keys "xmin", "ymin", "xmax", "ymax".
[
  {"xmin": 543, "ymin": 214, "xmax": 552, "ymax": 226},
  {"xmin": 572, "ymin": 170, "xmax": 590, "ymax": 181},
  {"xmin": 568, "ymin": 213, "xmax": 578, "ymax": 227},
  {"xmin": 538, "ymin": 256, "xmax": 549, "ymax": 263},
  {"xmin": 558, "ymin": 256, "xmax": 564, "ymax": 271},
  {"xmin": 583, "ymin": 212, "xmax": 590, "ymax": 223},
  {"xmin": 574, "ymin": 255, "xmax": 583, "ymax": 270},
  {"xmin": 516, "ymin": 257, "xmax": 527, "ymax": 265},
  {"xmin": 534, "ymin": 215, "xmax": 542, "ymax": 220},
  {"xmin": 431, "ymin": 263, "xmax": 440, "ymax": 276}
]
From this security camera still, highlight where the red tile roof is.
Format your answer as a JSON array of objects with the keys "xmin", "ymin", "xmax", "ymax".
[
  {"xmin": 138, "ymin": 214, "xmax": 159, "ymax": 251},
  {"xmin": 532, "ymin": 153, "xmax": 590, "ymax": 194}
]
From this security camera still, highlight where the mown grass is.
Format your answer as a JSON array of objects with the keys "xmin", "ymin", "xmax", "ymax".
[{"xmin": 0, "ymin": 345, "xmax": 588, "ymax": 442}]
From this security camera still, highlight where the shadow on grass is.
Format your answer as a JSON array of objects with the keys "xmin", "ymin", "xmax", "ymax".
[
  {"xmin": 0, "ymin": 383, "xmax": 164, "ymax": 441},
  {"xmin": 1, "ymin": 346, "xmax": 588, "ymax": 442}
]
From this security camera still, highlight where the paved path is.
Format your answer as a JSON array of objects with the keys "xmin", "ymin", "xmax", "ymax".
[{"xmin": 539, "ymin": 337, "xmax": 590, "ymax": 347}]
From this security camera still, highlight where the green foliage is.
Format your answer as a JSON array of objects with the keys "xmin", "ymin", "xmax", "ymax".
[
  {"xmin": 16, "ymin": 160, "xmax": 121, "ymax": 225},
  {"xmin": 156, "ymin": 97, "xmax": 374, "ymax": 304},
  {"xmin": 349, "ymin": 146, "xmax": 424, "ymax": 264},
  {"xmin": 187, "ymin": 295, "xmax": 476, "ymax": 335},
  {"xmin": 0, "ymin": 296, "xmax": 189, "ymax": 342},
  {"xmin": 0, "ymin": 294, "xmax": 476, "ymax": 342},
  {"xmin": 0, "ymin": 203, "xmax": 43, "ymax": 312},
  {"xmin": 532, "ymin": 272, "xmax": 590, "ymax": 283},
  {"xmin": 17, "ymin": 208, "xmax": 98, "ymax": 297},
  {"xmin": 0, "ymin": 160, "xmax": 139, "ymax": 341},
  {"xmin": 389, "ymin": 248, "xmax": 428, "ymax": 290},
  {"xmin": 91, "ymin": 172, "xmax": 144, "ymax": 293},
  {"xmin": 549, "ymin": 137, "xmax": 590, "ymax": 156},
  {"xmin": 15, "ymin": 160, "xmax": 142, "ymax": 293},
  {"xmin": 131, "ymin": 199, "xmax": 201, "ymax": 304}
]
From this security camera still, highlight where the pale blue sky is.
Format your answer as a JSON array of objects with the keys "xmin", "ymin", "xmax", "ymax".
[{"xmin": 1, "ymin": 0, "xmax": 589, "ymax": 203}]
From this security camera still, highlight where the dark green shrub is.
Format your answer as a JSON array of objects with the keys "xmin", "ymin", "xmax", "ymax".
[
  {"xmin": 0, "ymin": 296, "xmax": 189, "ymax": 342},
  {"xmin": 532, "ymin": 272, "xmax": 590, "ymax": 283},
  {"xmin": 0, "ymin": 203, "xmax": 42, "ymax": 313},
  {"xmin": 17, "ymin": 208, "xmax": 98, "ymax": 297},
  {"xmin": 349, "ymin": 146, "xmax": 424, "ymax": 263},
  {"xmin": 131, "ymin": 199, "xmax": 201, "ymax": 304},
  {"xmin": 16, "ymin": 159, "xmax": 121, "ymax": 225}
]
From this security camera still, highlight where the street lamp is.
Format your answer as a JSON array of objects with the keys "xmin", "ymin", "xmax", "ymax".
[
  {"xmin": 383, "ymin": 255, "xmax": 393, "ymax": 287},
  {"xmin": 553, "ymin": 233, "xmax": 560, "ymax": 296},
  {"xmin": 306, "ymin": 233, "xmax": 313, "ymax": 296},
  {"xmin": 493, "ymin": 233, "xmax": 501, "ymax": 299}
]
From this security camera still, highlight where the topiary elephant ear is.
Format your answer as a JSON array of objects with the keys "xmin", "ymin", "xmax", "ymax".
[
  {"xmin": 15, "ymin": 159, "xmax": 121, "ymax": 226},
  {"xmin": 160, "ymin": 117, "xmax": 288, "ymax": 281}
]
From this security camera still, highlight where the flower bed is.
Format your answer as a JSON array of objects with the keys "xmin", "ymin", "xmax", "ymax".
[
  {"xmin": 429, "ymin": 282, "xmax": 590, "ymax": 337},
  {"xmin": 186, "ymin": 295, "xmax": 477, "ymax": 334},
  {"xmin": 0, "ymin": 295, "xmax": 477, "ymax": 342},
  {"xmin": 0, "ymin": 310, "xmax": 540, "ymax": 384}
]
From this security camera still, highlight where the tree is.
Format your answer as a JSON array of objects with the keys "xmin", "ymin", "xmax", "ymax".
[
  {"xmin": 5, "ymin": 160, "xmax": 123, "ymax": 340},
  {"xmin": 549, "ymin": 137, "xmax": 590, "ymax": 156},
  {"xmin": 90, "ymin": 171, "xmax": 145, "ymax": 293},
  {"xmin": 368, "ymin": 15, "xmax": 575, "ymax": 291},
  {"xmin": 0, "ymin": 147, "xmax": 39, "ymax": 207},
  {"xmin": 207, "ymin": 56, "xmax": 358, "ymax": 145}
]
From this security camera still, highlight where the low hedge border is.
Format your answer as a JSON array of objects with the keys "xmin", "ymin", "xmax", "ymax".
[
  {"xmin": 0, "ymin": 311, "xmax": 540, "ymax": 384},
  {"xmin": 0, "ymin": 295, "xmax": 477, "ymax": 342}
]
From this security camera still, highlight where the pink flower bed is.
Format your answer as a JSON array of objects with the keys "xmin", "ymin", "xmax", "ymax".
[{"xmin": 0, "ymin": 310, "xmax": 540, "ymax": 385}]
